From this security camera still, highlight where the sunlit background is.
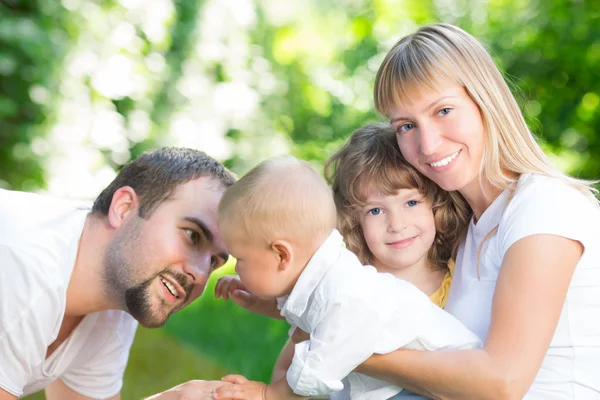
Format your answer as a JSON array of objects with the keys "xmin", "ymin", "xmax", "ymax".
[{"xmin": 2, "ymin": 0, "xmax": 599, "ymax": 398}]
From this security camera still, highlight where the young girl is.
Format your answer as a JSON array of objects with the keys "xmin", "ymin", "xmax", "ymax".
[
  {"xmin": 356, "ymin": 23, "xmax": 600, "ymax": 399},
  {"xmin": 326, "ymin": 122, "xmax": 470, "ymax": 308},
  {"xmin": 268, "ymin": 122, "xmax": 472, "ymax": 388}
]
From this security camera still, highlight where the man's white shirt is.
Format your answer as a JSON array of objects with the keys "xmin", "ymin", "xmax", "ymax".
[{"xmin": 0, "ymin": 189, "xmax": 138, "ymax": 398}]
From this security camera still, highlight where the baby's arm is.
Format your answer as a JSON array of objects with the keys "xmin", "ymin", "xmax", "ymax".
[{"xmin": 214, "ymin": 275, "xmax": 282, "ymax": 319}]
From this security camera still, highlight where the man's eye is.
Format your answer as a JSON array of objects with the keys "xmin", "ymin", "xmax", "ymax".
[{"xmin": 185, "ymin": 229, "xmax": 200, "ymax": 245}]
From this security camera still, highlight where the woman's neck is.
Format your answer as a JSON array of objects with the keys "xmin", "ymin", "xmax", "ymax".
[{"xmin": 459, "ymin": 178, "xmax": 504, "ymax": 222}]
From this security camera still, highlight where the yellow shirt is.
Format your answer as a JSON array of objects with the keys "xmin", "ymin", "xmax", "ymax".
[{"xmin": 428, "ymin": 259, "xmax": 454, "ymax": 308}]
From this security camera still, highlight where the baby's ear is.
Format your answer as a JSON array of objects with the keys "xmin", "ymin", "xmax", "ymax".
[{"xmin": 271, "ymin": 240, "xmax": 294, "ymax": 271}]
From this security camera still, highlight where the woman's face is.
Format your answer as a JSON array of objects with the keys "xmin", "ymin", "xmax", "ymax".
[{"xmin": 388, "ymin": 84, "xmax": 486, "ymax": 199}]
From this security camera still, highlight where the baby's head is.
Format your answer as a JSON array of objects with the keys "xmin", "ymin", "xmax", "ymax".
[
  {"xmin": 325, "ymin": 123, "xmax": 470, "ymax": 272},
  {"xmin": 218, "ymin": 155, "xmax": 337, "ymax": 298}
]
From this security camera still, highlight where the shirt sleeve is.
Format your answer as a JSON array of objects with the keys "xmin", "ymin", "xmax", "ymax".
[
  {"xmin": 285, "ymin": 298, "xmax": 383, "ymax": 397},
  {"xmin": 0, "ymin": 246, "xmax": 63, "ymax": 398},
  {"xmin": 60, "ymin": 313, "xmax": 138, "ymax": 399},
  {"xmin": 500, "ymin": 176, "xmax": 597, "ymax": 253}
]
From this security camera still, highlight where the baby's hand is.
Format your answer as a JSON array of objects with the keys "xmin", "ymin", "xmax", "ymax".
[
  {"xmin": 215, "ymin": 275, "xmax": 247, "ymax": 301},
  {"xmin": 214, "ymin": 275, "xmax": 282, "ymax": 320},
  {"xmin": 213, "ymin": 375, "xmax": 266, "ymax": 400}
]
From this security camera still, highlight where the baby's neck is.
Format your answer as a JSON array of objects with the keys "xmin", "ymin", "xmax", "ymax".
[{"xmin": 374, "ymin": 259, "xmax": 446, "ymax": 297}]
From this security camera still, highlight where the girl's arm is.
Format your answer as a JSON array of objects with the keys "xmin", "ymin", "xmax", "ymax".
[{"xmin": 357, "ymin": 234, "xmax": 583, "ymax": 400}]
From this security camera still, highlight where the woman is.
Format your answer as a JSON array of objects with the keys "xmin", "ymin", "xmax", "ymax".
[{"xmin": 359, "ymin": 23, "xmax": 600, "ymax": 399}]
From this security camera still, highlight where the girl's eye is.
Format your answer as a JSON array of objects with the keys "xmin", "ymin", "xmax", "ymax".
[
  {"xmin": 210, "ymin": 256, "xmax": 219, "ymax": 269},
  {"xmin": 397, "ymin": 123, "xmax": 415, "ymax": 134},
  {"xmin": 406, "ymin": 200, "xmax": 419, "ymax": 207},
  {"xmin": 438, "ymin": 107, "xmax": 451, "ymax": 116},
  {"xmin": 185, "ymin": 229, "xmax": 200, "ymax": 245},
  {"xmin": 368, "ymin": 208, "xmax": 382, "ymax": 216}
]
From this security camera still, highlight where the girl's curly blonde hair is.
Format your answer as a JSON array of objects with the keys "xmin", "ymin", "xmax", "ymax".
[{"xmin": 324, "ymin": 122, "xmax": 472, "ymax": 271}]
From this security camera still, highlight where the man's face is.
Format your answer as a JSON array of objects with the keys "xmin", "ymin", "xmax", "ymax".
[{"xmin": 104, "ymin": 177, "xmax": 229, "ymax": 328}]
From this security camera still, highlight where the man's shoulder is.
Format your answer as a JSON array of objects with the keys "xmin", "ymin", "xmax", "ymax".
[
  {"xmin": 0, "ymin": 190, "xmax": 90, "ymax": 280},
  {"xmin": 0, "ymin": 189, "xmax": 90, "ymax": 242}
]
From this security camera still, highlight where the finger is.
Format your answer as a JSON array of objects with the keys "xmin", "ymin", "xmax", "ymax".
[
  {"xmin": 231, "ymin": 289, "xmax": 256, "ymax": 309},
  {"xmin": 214, "ymin": 278, "xmax": 226, "ymax": 299},
  {"xmin": 213, "ymin": 388, "xmax": 247, "ymax": 400},
  {"xmin": 230, "ymin": 276, "xmax": 246, "ymax": 290},
  {"xmin": 221, "ymin": 374, "xmax": 249, "ymax": 384}
]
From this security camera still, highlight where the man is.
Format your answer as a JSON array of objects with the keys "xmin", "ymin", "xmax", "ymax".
[{"xmin": 0, "ymin": 147, "xmax": 235, "ymax": 400}]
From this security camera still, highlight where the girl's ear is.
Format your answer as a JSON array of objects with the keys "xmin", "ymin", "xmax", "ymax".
[{"xmin": 271, "ymin": 240, "xmax": 294, "ymax": 271}]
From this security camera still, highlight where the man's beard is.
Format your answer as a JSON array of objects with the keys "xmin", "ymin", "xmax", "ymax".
[
  {"xmin": 103, "ymin": 216, "xmax": 173, "ymax": 328},
  {"xmin": 124, "ymin": 274, "xmax": 165, "ymax": 328},
  {"xmin": 123, "ymin": 269, "xmax": 193, "ymax": 328}
]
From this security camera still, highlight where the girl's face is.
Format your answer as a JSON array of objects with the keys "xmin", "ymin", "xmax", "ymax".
[
  {"xmin": 359, "ymin": 188, "xmax": 436, "ymax": 275},
  {"xmin": 388, "ymin": 83, "xmax": 485, "ymax": 202}
]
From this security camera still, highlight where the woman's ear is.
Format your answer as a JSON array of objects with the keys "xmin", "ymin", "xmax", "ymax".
[
  {"xmin": 271, "ymin": 240, "xmax": 294, "ymax": 271},
  {"xmin": 108, "ymin": 186, "xmax": 139, "ymax": 229}
]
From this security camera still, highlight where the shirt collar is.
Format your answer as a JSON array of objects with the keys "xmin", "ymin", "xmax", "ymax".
[{"xmin": 278, "ymin": 229, "xmax": 344, "ymax": 317}]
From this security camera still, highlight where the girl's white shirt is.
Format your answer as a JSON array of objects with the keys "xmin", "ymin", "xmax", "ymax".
[{"xmin": 446, "ymin": 173, "xmax": 600, "ymax": 398}]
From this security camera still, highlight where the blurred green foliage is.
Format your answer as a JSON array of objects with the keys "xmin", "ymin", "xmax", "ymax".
[{"xmin": 7, "ymin": 0, "xmax": 600, "ymax": 397}]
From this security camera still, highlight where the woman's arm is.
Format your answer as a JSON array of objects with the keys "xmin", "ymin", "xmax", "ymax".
[{"xmin": 357, "ymin": 234, "xmax": 583, "ymax": 400}]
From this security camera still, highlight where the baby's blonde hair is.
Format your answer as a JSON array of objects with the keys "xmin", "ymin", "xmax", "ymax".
[
  {"xmin": 218, "ymin": 155, "xmax": 337, "ymax": 248},
  {"xmin": 324, "ymin": 123, "xmax": 471, "ymax": 271},
  {"xmin": 374, "ymin": 23, "xmax": 597, "ymax": 201}
]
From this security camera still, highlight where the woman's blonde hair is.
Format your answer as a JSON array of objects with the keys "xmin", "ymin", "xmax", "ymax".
[
  {"xmin": 374, "ymin": 23, "xmax": 598, "ymax": 201},
  {"xmin": 324, "ymin": 122, "xmax": 471, "ymax": 271}
]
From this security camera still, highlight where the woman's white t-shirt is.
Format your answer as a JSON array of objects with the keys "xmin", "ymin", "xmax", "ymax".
[{"xmin": 445, "ymin": 174, "xmax": 600, "ymax": 399}]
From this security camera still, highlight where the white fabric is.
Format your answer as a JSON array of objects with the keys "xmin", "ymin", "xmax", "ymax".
[
  {"xmin": 0, "ymin": 189, "xmax": 138, "ymax": 399},
  {"xmin": 445, "ymin": 174, "xmax": 600, "ymax": 399},
  {"xmin": 278, "ymin": 229, "xmax": 481, "ymax": 399}
]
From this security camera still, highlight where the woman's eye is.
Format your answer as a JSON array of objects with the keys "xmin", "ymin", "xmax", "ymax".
[
  {"xmin": 397, "ymin": 123, "xmax": 415, "ymax": 133},
  {"xmin": 185, "ymin": 229, "xmax": 200, "ymax": 245},
  {"xmin": 438, "ymin": 107, "xmax": 451, "ymax": 116},
  {"xmin": 368, "ymin": 208, "xmax": 382, "ymax": 216}
]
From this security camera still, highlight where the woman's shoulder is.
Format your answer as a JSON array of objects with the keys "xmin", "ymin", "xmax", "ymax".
[
  {"xmin": 498, "ymin": 173, "xmax": 600, "ymax": 250},
  {"xmin": 511, "ymin": 173, "xmax": 598, "ymax": 211}
]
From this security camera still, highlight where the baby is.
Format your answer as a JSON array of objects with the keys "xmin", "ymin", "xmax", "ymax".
[{"xmin": 214, "ymin": 155, "xmax": 480, "ymax": 400}]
